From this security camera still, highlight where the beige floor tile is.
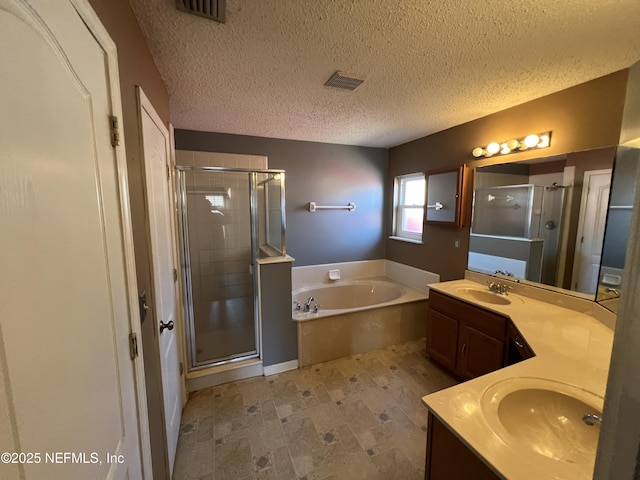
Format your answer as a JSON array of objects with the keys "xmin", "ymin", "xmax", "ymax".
[{"xmin": 172, "ymin": 338, "xmax": 458, "ymax": 480}]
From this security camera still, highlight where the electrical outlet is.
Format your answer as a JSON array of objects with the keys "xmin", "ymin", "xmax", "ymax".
[{"xmin": 454, "ymin": 239, "xmax": 460, "ymax": 249}]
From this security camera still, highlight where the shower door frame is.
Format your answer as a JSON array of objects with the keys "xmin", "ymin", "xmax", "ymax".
[{"xmin": 176, "ymin": 166, "xmax": 286, "ymax": 370}]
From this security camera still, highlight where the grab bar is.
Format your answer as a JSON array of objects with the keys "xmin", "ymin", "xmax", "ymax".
[
  {"xmin": 426, "ymin": 202, "xmax": 444, "ymax": 210},
  {"xmin": 309, "ymin": 202, "xmax": 356, "ymax": 212}
]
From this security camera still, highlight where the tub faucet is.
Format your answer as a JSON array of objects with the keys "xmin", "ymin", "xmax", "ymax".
[
  {"xmin": 304, "ymin": 296, "xmax": 315, "ymax": 312},
  {"xmin": 604, "ymin": 287, "xmax": 620, "ymax": 298}
]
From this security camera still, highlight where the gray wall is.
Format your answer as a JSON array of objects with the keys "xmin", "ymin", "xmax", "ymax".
[
  {"xmin": 175, "ymin": 130, "xmax": 388, "ymax": 266},
  {"xmin": 259, "ymin": 262, "xmax": 296, "ymax": 367}
]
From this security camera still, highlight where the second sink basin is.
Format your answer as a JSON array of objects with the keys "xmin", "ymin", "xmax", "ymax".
[
  {"xmin": 482, "ymin": 377, "xmax": 604, "ymax": 464},
  {"xmin": 455, "ymin": 287, "xmax": 521, "ymax": 305}
]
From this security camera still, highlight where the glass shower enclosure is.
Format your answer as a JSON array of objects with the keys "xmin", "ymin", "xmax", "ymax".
[{"xmin": 176, "ymin": 167, "xmax": 285, "ymax": 370}]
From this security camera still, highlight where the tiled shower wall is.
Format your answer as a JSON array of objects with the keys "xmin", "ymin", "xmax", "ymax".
[
  {"xmin": 175, "ymin": 150, "xmax": 268, "ymax": 170},
  {"xmin": 175, "ymin": 150, "xmax": 267, "ymax": 305}
]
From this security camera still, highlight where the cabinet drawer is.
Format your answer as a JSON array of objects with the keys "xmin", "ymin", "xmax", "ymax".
[{"xmin": 429, "ymin": 290, "xmax": 507, "ymax": 339}]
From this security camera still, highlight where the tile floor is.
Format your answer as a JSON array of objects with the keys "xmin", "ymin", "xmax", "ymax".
[{"xmin": 173, "ymin": 338, "xmax": 458, "ymax": 480}]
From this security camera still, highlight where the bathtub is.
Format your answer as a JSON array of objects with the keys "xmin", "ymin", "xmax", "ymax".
[{"xmin": 292, "ymin": 278, "xmax": 428, "ymax": 367}]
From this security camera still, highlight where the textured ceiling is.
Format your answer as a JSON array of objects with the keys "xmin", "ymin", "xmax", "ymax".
[{"xmin": 129, "ymin": 0, "xmax": 640, "ymax": 148}]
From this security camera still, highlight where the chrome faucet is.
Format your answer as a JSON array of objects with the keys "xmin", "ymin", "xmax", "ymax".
[
  {"xmin": 303, "ymin": 296, "xmax": 315, "ymax": 312},
  {"xmin": 487, "ymin": 281, "xmax": 512, "ymax": 295}
]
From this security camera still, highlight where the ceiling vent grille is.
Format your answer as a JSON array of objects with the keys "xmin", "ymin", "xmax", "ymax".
[
  {"xmin": 176, "ymin": 0, "xmax": 226, "ymax": 23},
  {"xmin": 324, "ymin": 71, "xmax": 366, "ymax": 91}
]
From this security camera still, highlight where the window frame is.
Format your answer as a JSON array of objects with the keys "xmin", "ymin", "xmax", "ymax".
[{"xmin": 392, "ymin": 172, "xmax": 426, "ymax": 242}]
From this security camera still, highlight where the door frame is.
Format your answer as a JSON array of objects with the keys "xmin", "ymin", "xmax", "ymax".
[{"xmin": 69, "ymin": 0, "xmax": 153, "ymax": 475}]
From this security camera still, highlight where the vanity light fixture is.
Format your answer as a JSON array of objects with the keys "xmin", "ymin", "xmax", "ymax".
[{"xmin": 472, "ymin": 131, "xmax": 552, "ymax": 158}]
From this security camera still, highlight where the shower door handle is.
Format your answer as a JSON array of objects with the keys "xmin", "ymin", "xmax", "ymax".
[{"xmin": 159, "ymin": 320, "xmax": 174, "ymax": 334}]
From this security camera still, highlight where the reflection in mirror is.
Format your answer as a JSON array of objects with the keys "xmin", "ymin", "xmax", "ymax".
[
  {"xmin": 468, "ymin": 150, "xmax": 615, "ymax": 298},
  {"xmin": 597, "ymin": 143, "xmax": 640, "ymax": 312}
]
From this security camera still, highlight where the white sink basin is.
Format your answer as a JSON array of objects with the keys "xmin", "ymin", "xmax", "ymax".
[
  {"xmin": 482, "ymin": 377, "xmax": 603, "ymax": 464},
  {"xmin": 454, "ymin": 286, "xmax": 522, "ymax": 305}
]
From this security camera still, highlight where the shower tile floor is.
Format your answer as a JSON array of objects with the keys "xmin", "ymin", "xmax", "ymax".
[{"xmin": 173, "ymin": 338, "xmax": 458, "ymax": 480}]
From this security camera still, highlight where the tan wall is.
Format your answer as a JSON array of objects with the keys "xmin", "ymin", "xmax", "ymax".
[
  {"xmin": 387, "ymin": 70, "xmax": 629, "ymax": 281},
  {"xmin": 88, "ymin": 1, "xmax": 171, "ymax": 479}
]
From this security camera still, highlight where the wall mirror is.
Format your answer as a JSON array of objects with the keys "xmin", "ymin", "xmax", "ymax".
[
  {"xmin": 467, "ymin": 148, "xmax": 616, "ymax": 299},
  {"xmin": 596, "ymin": 141, "xmax": 640, "ymax": 312},
  {"xmin": 425, "ymin": 165, "xmax": 467, "ymax": 227}
]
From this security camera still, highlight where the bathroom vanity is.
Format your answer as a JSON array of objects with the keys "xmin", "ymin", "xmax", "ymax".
[
  {"xmin": 426, "ymin": 289, "xmax": 533, "ymax": 381},
  {"xmin": 422, "ymin": 274, "xmax": 614, "ymax": 480}
]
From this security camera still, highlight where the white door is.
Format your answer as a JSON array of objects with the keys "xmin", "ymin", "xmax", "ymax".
[
  {"xmin": 138, "ymin": 88, "xmax": 183, "ymax": 475},
  {"xmin": 0, "ymin": 1, "xmax": 148, "ymax": 479},
  {"xmin": 573, "ymin": 169, "xmax": 612, "ymax": 294}
]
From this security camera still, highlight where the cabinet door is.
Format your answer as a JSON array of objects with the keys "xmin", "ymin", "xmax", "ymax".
[
  {"xmin": 426, "ymin": 413, "xmax": 500, "ymax": 480},
  {"xmin": 426, "ymin": 309, "xmax": 459, "ymax": 373},
  {"xmin": 457, "ymin": 323, "xmax": 504, "ymax": 380}
]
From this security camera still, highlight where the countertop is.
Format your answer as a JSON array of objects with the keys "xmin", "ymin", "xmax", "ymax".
[{"xmin": 421, "ymin": 278, "xmax": 614, "ymax": 480}]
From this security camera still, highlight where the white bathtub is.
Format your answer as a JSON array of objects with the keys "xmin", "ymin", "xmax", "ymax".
[
  {"xmin": 292, "ymin": 277, "xmax": 429, "ymax": 366},
  {"xmin": 292, "ymin": 278, "xmax": 426, "ymax": 320}
]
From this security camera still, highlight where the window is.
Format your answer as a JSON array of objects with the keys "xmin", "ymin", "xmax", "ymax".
[{"xmin": 393, "ymin": 173, "xmax": 426, "ymax": 241}]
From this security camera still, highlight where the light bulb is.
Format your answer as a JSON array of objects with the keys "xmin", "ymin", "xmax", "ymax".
[
  {"xmin": 500, "ymin": 143, "xmax": 511, "ymax": 154},
  {"xmin": 538, "ymin": 134, "xmax": 550, "ymax": 148},
  {"xmin": 506, "ymin": 139, "xmax": 519, "ymax": 151},
  {"xmin": 524, "ymin": 134, "xmax": 540, "ymax": 148},
  {"xmin": 472, "ymin": 147, "xmax": 484, "ymax": 158},
  {"xmin": 486, "ymin": 142, "xmax": 500, "ymax": 155}
]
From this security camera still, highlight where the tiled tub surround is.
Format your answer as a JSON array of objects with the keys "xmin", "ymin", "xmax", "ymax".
[
  {"xmin": 296, "ymin": 294, "xmax": 428, "ymax": 367},
  {"xmin": 292, "ymin": 261, "xmax": 439, "ymax": 367},
  {"xmin": 291, "ymin": 259, "xmax": 440, "ymax": 293},
  {"xmin": 172, "ymin": 338, "xmax": 457, "ymax": 480},
  {"xmin": 421, "ymin": 277, "xmax": 615, "ymax": 480}
]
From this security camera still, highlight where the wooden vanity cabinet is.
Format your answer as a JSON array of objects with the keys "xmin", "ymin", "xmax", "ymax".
[
  {"xmin": 425, "ymin": 413, "xmax": 500, "ymax": 480},
  {"xmin": 426, "ymin": 290, "xmax": 507, "ymax": 380},
  {"xmin": 506, "ymin": 323, "xmax": 534, "ymax": 365}
]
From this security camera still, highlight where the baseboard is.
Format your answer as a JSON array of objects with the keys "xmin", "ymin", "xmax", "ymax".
[{"xmin": 263, "ymin": 359, "xmax": 299, "ymax": 376}]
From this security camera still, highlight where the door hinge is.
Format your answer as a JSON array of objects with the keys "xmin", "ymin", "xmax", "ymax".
[
  {"xmin": 173, "ymin": 268, "xmax": 178, "ymax": 282},
  {"xmin": 179, "ymin": 362, "xmax": 184, "ymax": 376},
  {"xmin": 129, "ymin": 333, "xmax": 139, "ymax": 360},
  {"xmin": 167, "ymin": 165, "xmax": 171, "ymax": 179},
  {"xmin": 110, "ymin": 115, "xmax": 120, "ymax": 147}
]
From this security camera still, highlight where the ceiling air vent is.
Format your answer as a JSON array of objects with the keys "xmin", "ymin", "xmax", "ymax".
[
  {"xmin": 324, "ymin": 71, "xmax": 366, "ymax": 91},
  {"xmin": 176, "ymin": 0, "xmax": 226, "ymax": 24}
]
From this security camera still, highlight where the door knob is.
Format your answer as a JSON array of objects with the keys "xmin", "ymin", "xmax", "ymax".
[{"xmin": 160, "ymin": 320, "xmax": 174, "ymax": 333}]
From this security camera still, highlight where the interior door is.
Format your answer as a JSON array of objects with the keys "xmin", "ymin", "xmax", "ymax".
[
  {"xmin": 138, "ymin": 88, "xmax": 182, "ymax": 475},
  {"xmin": 573, "ymin": 170, "xmax": 612, "ymax": 294},
  {"xmin": 0, "ymin": 1, "xmax": 146, "ymax": 479}
]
